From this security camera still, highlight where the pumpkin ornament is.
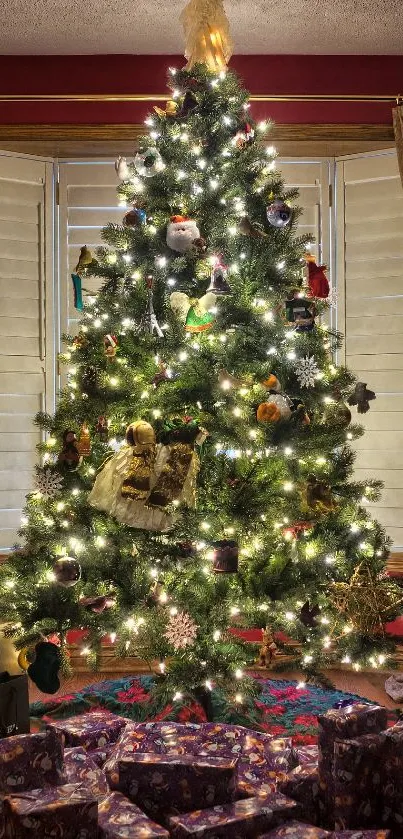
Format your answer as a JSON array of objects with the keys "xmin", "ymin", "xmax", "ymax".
[{"xmin": 257, "ymin": 394, "xmax": 292, "ymax": 423}]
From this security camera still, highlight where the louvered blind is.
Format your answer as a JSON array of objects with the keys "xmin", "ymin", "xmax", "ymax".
[
  {"xmin": 0, "ymin": 153, "xmax": 54, "ymax": 550},
  {"xmin": 336, "ymin": 150, "xmax": 403, "ymax": 548}
]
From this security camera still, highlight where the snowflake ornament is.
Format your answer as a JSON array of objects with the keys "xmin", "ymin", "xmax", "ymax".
[
  {"xmin": 295, "ymin": 355, "xmax": 320, "ymax": 388},
  {"xmin": 34, "ymin": 468, "xmax": 63, "ymax": 498},
  {"xmin": 164, "ymin": 611, "xmax": 198, "ymax": 650}
]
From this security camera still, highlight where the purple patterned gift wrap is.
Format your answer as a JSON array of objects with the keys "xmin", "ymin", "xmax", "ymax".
[
  {"xmin": 168, "ymin": 794, "xmax": 299, "ymax": 838},
  {"xmin": 48, "ymin": 708, "xmax": 128, "ymax": 750},
  {"xmin": 98, "ymin": 791, "xmax": 169, "ymax": 838},
  {"xmin": 89, "ymin": 743, "xmax": 114, "ymax": 767},
  {"xmin": 64, "ymin": 746, "xmax": 109, "ymax": 796},
  {"xmin": 317, "ymin": 704, "xmax": 387, "ymax": 825},
  {"xmin": 259, "ymin": 821, "xmax": 331, "ymax": 838},
  {"xmin": 4, "ymin": 782, "xmax": 98, "ymax": 838},
  {"xmin": 293, "ymin": 746, "xmax": 319, "ymax": 766},
  {"xmin": 104, "ymin": 723, "xmax": 196, "ymax": 787},
  {"xmin": 118, "ymin": 753, "xmax": 238, "ymax": 820},
  {"xmin": 278, "ymin": 765, "xmax": 325, "ymax": 826},
  {"xmin": 0, "ymin": 727, "xmax": 65, "ymax": 793},
  {"xmin": 380, "ymin": 724, "xmax": 403, "ymax": 832},
  {"xmin": 331, "ymin": 832, "xmax": 391, "ymax": 838},
  {"xmin": 333, "ymin": 733, "xmax": 384, "ymax": 831}
]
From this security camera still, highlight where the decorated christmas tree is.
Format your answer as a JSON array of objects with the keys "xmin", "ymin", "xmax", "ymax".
[{"xmin": 1, "ymin": 0, "xmax": 401, "ymax": 715}]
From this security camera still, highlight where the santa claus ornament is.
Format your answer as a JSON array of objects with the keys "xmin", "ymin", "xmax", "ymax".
[{"xmin": 166, "ymin": 215, "xmax": 202, "ymax": 254}]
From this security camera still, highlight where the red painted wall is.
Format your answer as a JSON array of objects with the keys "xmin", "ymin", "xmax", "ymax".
[{"xmin": 0, "ymin": 54, "xmax": 399, "ymax": 124}]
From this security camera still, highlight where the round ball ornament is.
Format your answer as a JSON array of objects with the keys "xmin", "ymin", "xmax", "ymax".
[
  {"xmin": 266, "ymin": 199, "xmax": 292, "ymax": 228},
  {"xmin": 53, "ymin": 556, "xmax": 81, "ymax": 587},
  {"xmin": 134, "ymin": 148, "xmax": 165, "ymax": 178},
  {"xmin": 257, "ymin": 394, "xmax": 292, "ymax": 423},
  {"xmin": 123, "ymin": 206, "xmax": 147, "ymax": 227}
]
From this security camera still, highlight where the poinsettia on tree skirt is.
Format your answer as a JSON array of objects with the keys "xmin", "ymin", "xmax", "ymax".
[{"xmin": 30, "ymin": 676, "xmax": 396, "ymax": 745}]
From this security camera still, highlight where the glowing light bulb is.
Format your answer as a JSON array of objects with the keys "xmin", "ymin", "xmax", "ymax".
[
  {"xmin": 213, "ymin": 630, "xmax": 221, "ymax": 642},
  {"xmin": 235, "ymin": 668, "xmax": 244, "ymax": 679},
  {"xmin": 283, "ymin": 482, "xmax": 294, "ymax": 492},
  {"xmin": 285, "ymin": 611, "xmax": 295, "ymax": 620},
  {"xmin": 173, "ymin": 691, "xmax": 183, "ymax": 701}
]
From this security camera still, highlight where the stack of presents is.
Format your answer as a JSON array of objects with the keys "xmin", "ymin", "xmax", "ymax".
[{"xmin": 0, "ymin": 701, "xmax": 399, "ymax": 837}]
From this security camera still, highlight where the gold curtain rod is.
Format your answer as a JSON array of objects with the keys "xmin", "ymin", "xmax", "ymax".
[{"xmin": 0, "ymin": 93, "xmax": 400, "ymax": 103}]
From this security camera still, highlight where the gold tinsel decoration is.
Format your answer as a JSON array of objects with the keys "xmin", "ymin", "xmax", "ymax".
[
  {"xmin": 180, "ymin": 0, "xmax": 233, "ymax": 72},
  {"xmin": 331, "ymin": 562, "xmax": 403, "ymax": 635}
]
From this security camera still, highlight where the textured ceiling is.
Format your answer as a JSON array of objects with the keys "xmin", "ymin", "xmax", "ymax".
[{"xmin": 1, "ymin": 0, "xmax": 402, "ymax": 55}]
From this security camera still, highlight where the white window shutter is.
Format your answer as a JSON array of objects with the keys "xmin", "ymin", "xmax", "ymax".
[
  {"xmin": 58, "ymin": 160, "xmax": 123, "ymax": 339},
  {"xmin": 336, "ymin": 149, "xmax": 403, "ymax": 548},
  {"xmin": 0, "ymin": 152, "xmax": 54, "ymax": 550}
]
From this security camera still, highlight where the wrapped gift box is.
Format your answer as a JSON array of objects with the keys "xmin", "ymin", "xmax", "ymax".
[
  {"xmin": 0, "ymin": 727, "xmax": 65, "ymax": 793},
  {"xmin": 118, "ymin": 753, "xmax": 238, "ymax": 821},
  {"xmin": 237, "ymin": 775, "xmax": 277, "ymax": 800},
  {"xmin": 104, "ymin": 723, "xmax": 200, "ymax": 787},
  {"xmin": 278, "ymin": 765, "xmax": 325, "ymax": 826},
  {"xmin": 332, "ymin": 832, "xmax": 391, "ymax": 838},
  {"xmin": 293, "ymin": 746, "xmax": 319, "ymax": 766},
  {"xmin": 333, "ymin": 733, "xmax": 384, "ymax": 831},
  {"xmin": 317, "ymin": 704, "xmax": 387, "ymax": 825},
  {"xmin": 380, "ymin": 724, "xmax": 403, "ymax": 832},
  {"xmin": 168, "ymin": 793, "xmax": 299, "ymax": 838},
  {"xmin": 4, "ymin": 782, "xmax": 98, "ymax": 838},
  {"xmin": 48, "ymin": 708, "xmax": 128, "ymax": 750},
  {"xmin": 64, "ymin": 746, "xmax": 109, "ymax": 796},
  {"xmin": 98, "ymin": 791, "xmax": 169, "ymax": 838},
  {"xmin": 259, "ymin": 821, "xmax": 331, "ymax": 837},
  {"xmin": 89, "ymin": 743, "xmax": 115, "ymax": 767}
]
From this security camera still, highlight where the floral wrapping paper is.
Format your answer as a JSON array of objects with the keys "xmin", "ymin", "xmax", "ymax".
[
  {"xmin": 168, "ymin": 793, "xmax": 299, "ymax": 838},
  {"xmin": 259, "ymin": 821, "xmax": 331, "ymax": 838},
  {"xmin": 98, "ymin": 791, "xmax": 169, "ymax": 838},
  {"xmin": 317, "ymin": 704, "xmax": 387, "ymax": 825},
  {"xmin": 278, "ymin": 764, "xmax": 325, "ymax": 826},
  {"xmin": 4, "ymin": 782, "xmax": 98, "ymax": 838},
  {"xmin": 117, "ymin": 753, "xmax": 238, "ymax": 821},
  {"xmin": 333, "ymin": 733, "xmax": 384, "ymax": 831},
  {"xmin": 0, "ymin": 727, "xmax": 65, "ymax": 793},
  {"xmin": 48, "ymin": 708, "xmax": 128, "ymax": 750},
  {"xmin": 331, "ymin": 831, "xmax": 391, "ymax": 838},
  {"xmin": 64, "ymin": 746, "xmax": 109, "ymax": 796}
]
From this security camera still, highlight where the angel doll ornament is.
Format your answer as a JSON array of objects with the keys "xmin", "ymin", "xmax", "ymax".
[
  {"xmin": 170, "ymin": 291, "xmax": 216, "ymax": 333},
  {"xmin": 88, "ymin": 419, "xmax": 204, "ymax": 531}
]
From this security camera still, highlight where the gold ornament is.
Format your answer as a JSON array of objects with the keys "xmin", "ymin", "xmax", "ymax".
[
  {"xmin": 147, "ymin": 443, "xmax": 199, "ymax": 509},
  {"xmin": 154, "ymin": 99, "xmax": 179, "ymax": 118},
  {"xmin": 75, "ymin": 245, "xmax": 94, "ymax": 273},
  {"xmin": 121, "ymin": 422, "xmax": 157, "ymax": 501},
  {"xmin": 180, "ymin": 0, "xmax": 233, "ymax": 72},
  {"xmin": 77, "ymin": 422, "xmax": 91, "ymax": 457},
  {"xmin": 332, "ymin": 562, "xmax": 403, "ymax": 635},
  {"xmin": 17, "ymin": 647, "xmax": 31, "ymax": 670}
]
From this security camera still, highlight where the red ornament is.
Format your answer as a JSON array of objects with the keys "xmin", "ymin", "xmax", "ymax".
[
  {"xmin": 305, "ymin": 255, "xmax": 330, "ymax": 299},
  {"xmin": 282, "ymin": 521, "xmax": 313, "ymax": 540}
]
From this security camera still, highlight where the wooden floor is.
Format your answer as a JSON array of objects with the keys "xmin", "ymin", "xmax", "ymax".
[{"xmin": 27, "ymin": 667, "xmax": 402, "ymax": 710}]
